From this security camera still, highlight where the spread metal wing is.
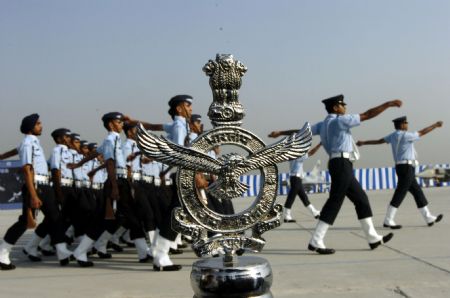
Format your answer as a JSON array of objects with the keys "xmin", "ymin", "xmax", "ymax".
[
  {"xmin": 136, "ymin": 124, "xmax": 223, "ymax": 173},
  {"xmin": 234, "ymin": 122, "xmax": 312, "ymax": 176}
]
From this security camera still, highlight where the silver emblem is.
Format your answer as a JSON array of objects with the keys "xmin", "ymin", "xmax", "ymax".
[{"xmin": 136, "ymin": 54, "xmax": 312, "ymax": 257}]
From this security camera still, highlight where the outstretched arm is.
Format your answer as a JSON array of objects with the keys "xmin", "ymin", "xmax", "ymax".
[
  {"xmin": 268, "ymin": 129, "xmax": 299, "ymax": 138},
  {"xmin": 359, "ymin": 100, "xmax": 402, "ymax": 122},
  {"xmin": 418, "ymin": 121, "xmax": 443, "ymax": 137},
  {"xmin": 123, "ymin": 115, "xmax": 164, "ymax": 131},
  {"xmin": 68, "ymin": 151, "xmax": 99, "ymax": 169},
  {"xmin": 356, "ymin": 139, "xmax": 386, "ymax": 147},
  {"xmin": 0, "ymin": 148, "xmax": 18, "ymax": 160},
  {"xmin": 308, "ymin": 143, "xmax": 321, "ymax": 156}
]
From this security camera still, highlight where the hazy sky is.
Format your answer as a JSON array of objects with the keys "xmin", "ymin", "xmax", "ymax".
[{"xmin": 1, "ymin": 0, "xmax": 449, "ymax": 170}]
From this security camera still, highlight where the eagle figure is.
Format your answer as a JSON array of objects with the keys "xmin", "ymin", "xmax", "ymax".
[{"xmin": 136, "ymin": 123, "xmax": 312, "ymax": 201}]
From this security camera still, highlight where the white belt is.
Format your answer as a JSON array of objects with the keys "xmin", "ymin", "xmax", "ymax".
[
  {"xmin": 396, "ymin": 160, "xmax": 418, "ymax": 166},
  {"xmin": 131, "ymin": 172, "xmax": 141, "ymax": 181},
  {"xmin": 330, "ymin": 152, "xmax": 352, "ymax": 160},
  {"xmin": 74, "ymin": 180, "xmax": 83, "ymax": 188},
  {"xmin": 142, "ymin": 175, "xmax": 154, "ymax": 184},
  {"xmin": 83, "ymin": 180, "xmax": 91, "ymax": 188},
  {"xmin": 34, "ymin": 174, "xmax": 50, "ymax": 185},
  {"xmin": 154, "ymin": 177, "xmax": 161, "ymax": 187},
  {"xmin": 91, "ymin": 183, "xmax": 103, "ymax": 190},
  {"xmin": 164, "ymin": 178, "xmax": 173, "ymax": 186},
  {"xmin": 116, "ymin": 168, "xmax": 127, "ymax": 179},
  {"xmin": 290, "ymin": 173, "xmax": 304, "ymax": 178},
  {"xmin": 60, "ymin": 177, "xmax": 73, "ymax": 187}
]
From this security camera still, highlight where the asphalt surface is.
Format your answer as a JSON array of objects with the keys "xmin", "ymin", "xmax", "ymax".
[{"xmin": 0, "ymin": 187, "xmax": 449, "ymax": 298}]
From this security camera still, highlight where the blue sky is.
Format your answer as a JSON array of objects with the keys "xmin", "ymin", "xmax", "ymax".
[{"xmin": 1, "ymin": 0, "xmax": 449, "ymax": 168}]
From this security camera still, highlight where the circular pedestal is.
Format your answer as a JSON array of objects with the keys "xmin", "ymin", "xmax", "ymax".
[{"xmin": 191, "ymin": 256, "xmax": 273, "ymax": 298}]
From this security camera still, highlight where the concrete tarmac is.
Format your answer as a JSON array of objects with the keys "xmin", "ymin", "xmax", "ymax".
[{"xmin": 0, "ymin": 188, "xmax": 449, "ymax": 298}]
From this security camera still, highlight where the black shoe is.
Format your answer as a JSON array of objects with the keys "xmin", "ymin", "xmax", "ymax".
[
  {"xmin": 308, "ymin": 244, "xmax": 335, "ymax": 255},
  {"xmin": 77, "ymin": 260, "xmax": 94, "ymax": 267},
  {"xmin": 120, "ymin": 236, "xmax": 135, "ymax": 247},
  {"xmin": 59, "ymin": 257, "xmax": 70, "ymax": 266},
  {"xmin": 428, "ymin": 214, "xmax": 443, "ymax": 227},
  {"xmin": 97, "ymin": 251, "xmax": 112, "ymax": 259},
  {"xmin": 283, "ymin": 219, "xmax": 297, "ymax": 223},
  {"xmin": 0, "ymin": 262, "xmax": 16, "ymax": 270},
  {"xmin": 153, "ymin": 264, "xmax": 182, "ymax": 271},
  {"xmin": 236, "ymin": 248, "xmax": 245, "ymax": 256},
  {"xmin": 383, "ymin": 223, "xmax": 402, "ymax": 229},
  {"xmin": 23, "ymin": 249, "xmax": 42, "ymax": 262},
  {"xmin": 64, "ymin": 236, "xmax": 74, "ymax": 246},
  {"xmin": 139, "ymin": 255, "xmax": 153, "ymax": 263},
  {"xmin": 107, "ymin": 241, "xmax": 123, "ymax": 252},
  {"xmin": 369, "ymin": 233, "xmax": 394, "ymax": 250},
  {"xmin": 169, "ymin": 248, "xmax": 183, "ymax": 255},
  {"xmin": 38, "ymin": 246, "xmax": 56, "ymax": 256},
  {"xmin": 314, "ymin": 215, "xmax": 320, "ymax": 219}
]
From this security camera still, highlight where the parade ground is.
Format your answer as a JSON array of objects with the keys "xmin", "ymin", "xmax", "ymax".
[{"xmin": 1, "ymin": 187, "xmax": 449, "ymax": 298}]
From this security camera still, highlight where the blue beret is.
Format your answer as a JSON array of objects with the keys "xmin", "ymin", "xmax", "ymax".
[
  {"xmin": 191, "ymin": 114, "xmax": 202, "ymax": 122},
  {"xmin": 80, "ymin": 140, "xmax": 89, "ymax": 147},
  {"xmin": 70, "ymin": 133, "xmax": 81, "ymax": 141},
  {"xmin": 101, "ymin": 112, "xmax": 123, "ymax": 123},
  {"xmin": 168, "ymin": 95, "xmax": 193, "ymax": 109},
  {"xmin": 51, "ymin": 128, "xmax": 71, "ymax": 139},
  {"xmin": 392, "ymin": 116, "xmax": 407, "ymax": 123},
  {"xmin": 322, "ymin": 94, "xmax": 346, "ymax": 107},
  {"xmin": 20, "ymin": 113, "xmax": 40, "ymax": 134},
  {"xmin": 88, "ymin": 143, "xmax": 97, "ymax": 150}
]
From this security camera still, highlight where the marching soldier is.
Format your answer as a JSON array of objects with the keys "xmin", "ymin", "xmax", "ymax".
[
  {"xmin": 271, "ymin": 96, "xmax": 400, "ymax": 254},
  {"xmin": 357, "ymin": 116, "xmax": 444, "ymax": 228},
  {"xmin": 265, "ymin": 138, "xmax": 322, "ymax": 222},
  {"xmin": 123, "ymin": 94, "xmax": 194, "ymax": 271},
  {"xmin": 122, "ymin": 122, "xmax": 157, "ymax": 262},
  {"xmin": 0, "ymin": 114, "xmax": 72, "ymax": 270},
  {"xmin": 308, "ymin": 95, "xmax": 401, "ymax": 254},
  {"xmin": 71, "ymin": 112, "xmax": 151, "ymax": 266}
]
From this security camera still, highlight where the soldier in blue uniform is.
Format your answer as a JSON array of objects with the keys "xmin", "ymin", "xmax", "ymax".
[
  {"xmin": 0, "ymin": 114, "xmax": 72, "ymax": 270},
  {"xmin": 357, "ymin": 116, "xmax": 443, "ymax": 228},
  {"xmin": 270, "ymin": 96, "xmax": 401, "ymax": 254},
  {"xmin": 123, "ymin": 95, "xmax": 193, "ymax": 271},
  {"xmin": 122, "ymin": 122, "xmax": 156, "ymax": 262},
  {"xmin": 71, "ymin": 112, "xmax": 151, "ymax": 266},
  {"xmin": 308, "ymin": 95, "xmax": 402, "ymax": 254}
]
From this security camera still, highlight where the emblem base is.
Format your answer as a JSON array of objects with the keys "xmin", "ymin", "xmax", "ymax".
[{"xmin": 191, "ymin": 256, "xmax": 273, "ymax": 298}]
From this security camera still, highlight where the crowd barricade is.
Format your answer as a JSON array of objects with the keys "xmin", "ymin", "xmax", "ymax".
[
  {"xmin": 1, "ymin": 161, "xmax": 449, "ymax": 205},
  {"xmin": 239, "ymin": 163, "xmax": 450, "ymax": 197}
]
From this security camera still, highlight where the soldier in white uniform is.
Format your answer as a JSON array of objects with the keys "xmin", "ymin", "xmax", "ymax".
[
  {"xmin": 357, "ymin": 116, "xmax": 443, "ymax": 228},
  {"xmin": 0, "ymin": 114, "xmax": 72, "ymax": 270}
]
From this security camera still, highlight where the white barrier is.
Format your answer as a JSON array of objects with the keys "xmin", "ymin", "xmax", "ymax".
[{"xmin": 239, "ymin": 164, "xmax": 450, "ymax": 196}]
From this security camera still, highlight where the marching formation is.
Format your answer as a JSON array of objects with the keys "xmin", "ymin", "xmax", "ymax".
[{"xmin": 0, "ymin": 93, "xmax": 444, "ymax": 272}]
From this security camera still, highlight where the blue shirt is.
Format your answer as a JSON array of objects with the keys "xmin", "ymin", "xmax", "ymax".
[
  {"xmin": 69, "ymin": 149, "xmax": 84, "ymax": 181},
  {"xmin": 123, "ymin": 139, "xmax": 140, "ymax": 172},
  {"xmin": 141, "ymin": 160, "xmax": 162, "ymax": 177},
  {"xmin": 97, "ymin": 131, "xmax": 126, "ymax": 169},
  {"xmin": 17, "ymin": 135, "xmax": 48, "ymax": 176},
  {"xmin": 289, "ymin": 153, "xmax": 308, "ymax": 177},
  {"xmin": 169, "ymin": 116, "xmax": 190, "ymax": 146},
  {"xmin": 88, "ymin": 158, "xmax": 107, "ymax": 184},
  {"xmin": 49, "ymin": 144, "xmax": 73, "ymax": 179},
  {"xmin": 189, "ymin": 132, "xmax": 198, "ymax": 143},
  {"xmin": 311, "ymin": 114, "xmax": 360, "ymax": 156},
  {"xmin": 384, "ymin": 130, "xmax": 420, "ymax": 163}
]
